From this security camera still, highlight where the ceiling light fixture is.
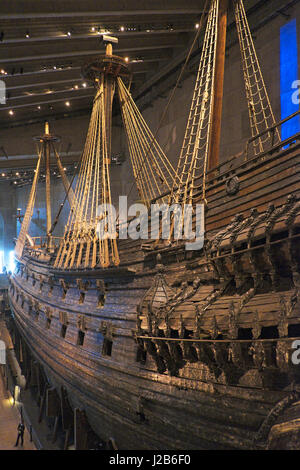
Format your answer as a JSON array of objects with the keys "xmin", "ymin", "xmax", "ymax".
[
  {"xmin": 26, "ymin": 31, "xmax": 30, "ymax": 38},
  {"xmin": 120, "ymin": 26, "xmax": 125, "ymax": 32},
  {"xmin": 82, "ymin": 82, "xmax": 87, "ymax": 88},
  {"xmin": 9, "ymin": 110, "xmax": 14, "ymax": 116},
  {"xmin": 65, "ymin": 101, "xmax": 70, "ymax": 106},
  {"xmin": 195, "ymin": 23, "xmax": 200, "ymax": 29}
]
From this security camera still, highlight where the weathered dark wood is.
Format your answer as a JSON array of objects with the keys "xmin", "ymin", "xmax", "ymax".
[{"xmin": 7, "ymin": 131, "xmax": 300, "ymax": 450}]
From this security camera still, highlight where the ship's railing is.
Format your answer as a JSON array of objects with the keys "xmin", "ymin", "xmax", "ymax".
[
  {"xmin": 25, "ymin": 236, "xmax": 62, "ymax": 249},
  {"xmin": 245, "ymin": 109, "xmax": 300, "ymax": 159},
  {"xmin": 136, "ymin": 335, "xmax": 298, "ymax": 345},
  {"xmin": 146, "ymin": 110, "xmax": 300, "ymax": 206},
  {"xmin": 136, "ymin": 334, "xmax": 300, "ymax": 374}
]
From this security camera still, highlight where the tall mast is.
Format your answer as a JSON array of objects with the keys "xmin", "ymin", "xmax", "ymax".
[
  {"xmin": 33, "ymin": 122, "xmax": 61, "ymax": 245},
  {"xmin": 44, "ymin": 122, "xmax": 52, "ymax": 236},
  {"xmin": 104, "ymin": 43, "xmax": 114, "ymax": 160},
  {"xmin": 55, "ymin": 38, "xmax": 132, "ymax": 269},
  {"xmin": 208, "ymin": 0, "xmax": 228, "ymax": 171}
]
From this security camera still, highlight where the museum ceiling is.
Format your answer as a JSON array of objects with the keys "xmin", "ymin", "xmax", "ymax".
[{"xmin": 0, "ymin": 0, "xmax": 296, "ymax": 129}]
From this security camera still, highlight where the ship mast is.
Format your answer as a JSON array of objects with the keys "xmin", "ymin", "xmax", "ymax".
[
  {"xmin": 55, "ymin": 40, "xmax": 129, "ymax": 269},
  {"xmin": 55, "ymin": 37, "xmax": 178, "ymax": 270},
  {"xmin": 33, "ymin": 122, "xmax": 63, "ymax": 246},
  {"xmin": 164, "ymin": 0, "xmax": 280, "ymax": 245},
  {"xmin": 44, "ymin": 122, "xmax": 52, "ymax": 237},
  {"xmin": 208, "ymin": 0, "xmax": 228, "ymax": 172},
  {"xmin": 15, "ymin": 122, "xmax": 74, "ymax": 259}
]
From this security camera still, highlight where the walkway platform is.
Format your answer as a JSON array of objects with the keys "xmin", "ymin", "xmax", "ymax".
[{"xmin": 0, "ymin": 372, "xmax": 36, "ymax": 450}]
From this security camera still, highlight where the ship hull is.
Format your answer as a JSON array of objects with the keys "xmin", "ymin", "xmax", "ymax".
[{"xmin": 8, "ymin": 137, "xmax": 300, "ymax": 450}]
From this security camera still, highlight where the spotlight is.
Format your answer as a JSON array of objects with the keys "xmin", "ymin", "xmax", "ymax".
[
  {"xmin": 26, "ymin": 31, "xmax": 30, "ymax": 38},
  {"xmin": 120, "ymin": 26, "xmax": 125, "ymax": 32},
  {"xmin": 91, "ymin": 27, "xmax": 95, "ymax": 32},
  {"xmin": 67, "ymin": 31, "xmax": 72, "ymax": 37},
  {"xmin": 82, "ymin": 82, "xmax": 87, "ymax": 88},
  {"xmin": 8, "ymin": 110, "xmax": 14, "ymax": 116},
  {"xmin": 124, "ymin": 57, "xmax": 129, "ymax": 63},
  {"xmin": 65, "ymin": 101, "xmax": 70, "ymax": 106},
  {"xmin": 74, "ymin": 84, "xmax": 79, "ymax": 89},
  {"xmin": 195, "ymin": 23, "xmax": 199, "ymax": 29}
]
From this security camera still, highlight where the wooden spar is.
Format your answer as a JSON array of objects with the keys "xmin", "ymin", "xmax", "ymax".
[
  {"xmin": 52, "ymin": 143, "xmax": 75, "ymax": 207},
  {"xmin": 104, "ymin": 43, "xmax": 114, "ymax": 161},
  {"xmin": 45, "ymin": 122, "xmax": 52, "ymax": 235},
  {"xmin": 208, "ymin": 0, "xmax": 228, "ymax": 172}
]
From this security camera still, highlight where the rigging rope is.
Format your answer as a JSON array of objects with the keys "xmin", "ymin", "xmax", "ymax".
[
  {"xmin": 54, "ymin": 76, "xmax": 119, "ymax": 269},
  {"xmin": 125, "ymin": 0, "xmax": 211, "ymax": 205},
  {"xmin": 15, "ymin": 147, "xmax": 42, "ymax": 258},
  {"xmin": 118, "ymin": 77, "xmax": 177, "ymax": 206},
  {"xmin": 170, "ymin": 0, "xmax": 219, "ymax": 208},
  {"xmin": 234, "ymin": 0, "xmax": 280, "ymax": 155}
]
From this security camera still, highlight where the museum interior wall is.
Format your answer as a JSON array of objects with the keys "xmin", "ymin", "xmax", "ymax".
[{"xmin": 1, "ymin": 2, "xmax": 300, "ymax": 243}]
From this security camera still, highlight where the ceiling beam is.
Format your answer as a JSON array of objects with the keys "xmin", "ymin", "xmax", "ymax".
[
  {"xmin": 0, "ymin": 29, "xmax": 194, "ymax": 46},
  {"xmin": 0, "ymin": 93, "xmax": 94, "ymax": 111},
  {"xmin": 0, "ymin": 44, "xmax": 181, "ymax": 64},
  {"xmin": 0, "ymin": 0, "xmax": 204, "ymax": 20}
]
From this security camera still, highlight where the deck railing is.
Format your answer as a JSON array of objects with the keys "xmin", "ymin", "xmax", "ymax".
[{"xmin": 26, "ymin": 236, "xmax": 62, "ymax": 249}]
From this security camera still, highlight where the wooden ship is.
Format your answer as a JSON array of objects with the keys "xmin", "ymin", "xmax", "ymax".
[{"xmin": 7, "ymin": 0, "xmax": 300, "ymax": 450}]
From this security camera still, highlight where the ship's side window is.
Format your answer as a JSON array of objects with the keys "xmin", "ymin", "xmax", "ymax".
[
  {"xmin": 97, "ymin": 293, "xmax": 105, "ymax": 308},
  {"xmin": 136, "ymin": 346, "xmax": 147, "ymax": 364},
  {"xmin": 77, "ymin": 330, "xmax": 85, "ymax": 346},
  {"xmin": 102, "ymin": 338, "xmax": 112, "ymax": 356},
  {"xmin": 62, "ymin": 288, "xmax": 67, "ymax": 300},
  {"xmin": 61, "ymin": 324, "xmax": 67, "ymax": 338},
  {"xmin": 79, "ymin": 292, "xmax": 85, "ymax": 304}
]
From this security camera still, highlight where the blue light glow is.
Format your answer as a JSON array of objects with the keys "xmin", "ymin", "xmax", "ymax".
[
  {"xmin": 8, "ymin": 250, "xmax": 16, "ymax": 273},
  {"xmin": 280, "ymin": 19, "xmax": 300, "ymax": 141}
]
